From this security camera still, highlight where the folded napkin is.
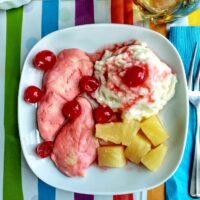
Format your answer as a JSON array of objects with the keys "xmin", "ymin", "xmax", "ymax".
[
  {"xmin": 0, "ymin": 0, "xmax": 31, "ymax": 10},
  {"xmin": 166, "ymin": 27, "xmax": 200, "ymax": 200}
]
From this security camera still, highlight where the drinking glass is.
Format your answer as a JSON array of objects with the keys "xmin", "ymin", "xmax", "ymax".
[{"xmin": 133, "ymin": 0, "xmax": 200, "ymax": 24}]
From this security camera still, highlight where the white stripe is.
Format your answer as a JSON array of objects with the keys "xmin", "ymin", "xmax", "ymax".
[
  {"xmin": 141, "ymin": 191, "xmax": 147, "ymax": 200},
  {"xmin": 94, "ymin": 0, "xmax": 111, "ymax": 23},
  {"xmin": 0, "ymin": 10, "xmax": 6, "ymax": 200},
  {"xmin": 21, "ymin": 155, "xmax": 39, "ymax": 200},
  {"xmin": 20, "ymin": 2, "xmax": 42, "ymax": 199},
  {"xmin": 135, "ymin": 21, "xmax": 146, "ymax": 27},
  {"xmin": 56, "ymin": 189, "xmax": 74, "ymax": 200},
  {"xmin": 167, "ymin": 16, "xmax": 189, "ymax": 30},
  {"xmin": 137, "ymin": 191, "xmax": 147, "ymax": 200},
  {"xmin": 59, "ymin": 0, "xmax": 75, "ymax": 29},
  {"xmin": 20, "ymin": 0, "xmax": 41, "ymax": 69},
  {"xmin": 134, "ymin": 192, "xmax": 141, "ymax": 200},
  {"xmin": 94, "ymin": 195, "xmax": 113, "ymax": 200},
  {"xmin": 176, "ymin": 16, "xmax": 189, "ymax": 26}
]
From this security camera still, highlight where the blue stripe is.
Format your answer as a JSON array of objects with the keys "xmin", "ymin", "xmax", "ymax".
[
  {"xmin": 38, "ymin": 0, "xmax": 58, "ymax": 199},
  {"xmin": 38, "ymin": 179, "xmax": 56, "ymax": 200},
  {"xmin": 41, "ymin": 0, "xmax": 59, "ymax": 37},
  {"xmin": 166, "ymin": 27, "xmax": 200, "ymax": 200}
]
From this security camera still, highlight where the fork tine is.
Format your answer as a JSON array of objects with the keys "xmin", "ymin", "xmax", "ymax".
[
  {"xmin": 188, "ymin": 42, "xmax": 198, "ymax": 90},
  {"xmin": 194, "ymin": 58, "xmax": 200, "ymax": 90}
]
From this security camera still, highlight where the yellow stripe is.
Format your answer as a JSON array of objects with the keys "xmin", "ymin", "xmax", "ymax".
[{"xmin": 188, "ymin": 8, "xmax": 200, "ymax": 25}]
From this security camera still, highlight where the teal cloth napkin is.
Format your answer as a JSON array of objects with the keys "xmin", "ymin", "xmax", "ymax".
[{"xmin": 166, "ymin": 27, "xmax": 200, "ymax": 200}]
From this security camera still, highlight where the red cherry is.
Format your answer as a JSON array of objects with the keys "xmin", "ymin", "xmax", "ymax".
[
  {"xmin": 62, "ymin": 100, "xmax": 81, "ymax": 121},
  {"xmin": 24, "ymin": 86, "xmax": 43, "ymax": 103},
  {"xmin": 94, "ymin": 105, "xmax": 114, "ymax": 124},
  {"xmin": 110, "ymin": 112, "xmax": 122, "ymax": 122},
  {"xmin": 122, "ymin": 65, "xmax": 148, "ymax": 87},
  {"xmin": 33, "ymin": 50, "xmax": 56, "ymax": 71},
  {"xmin": 36, "ymin": 141, "xmax": 54, "ymax": 158},
  {"xmin": 79, "ymin": 76, "xmax": 99, "ymax": 93}
]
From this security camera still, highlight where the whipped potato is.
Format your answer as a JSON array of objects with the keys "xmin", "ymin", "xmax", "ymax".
[{"xmin": 94, "ymin": 42, "xmax": 177, "ymax": 121}]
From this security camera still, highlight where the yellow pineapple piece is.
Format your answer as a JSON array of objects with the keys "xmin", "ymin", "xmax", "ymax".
[
  {"xmin": 95, "ymin": 120, "xmax": 140, "ymax": 145},
  {"xmin": 98, "ymin": 146, "xmax": 126, "ymax": 167},
  {"xmin": 95, "ymin": 123, "xmax": 123, "ymax": 144},
  {"xmin": 141, "ymin": 143, "xmax": 168, "ymax": 171},
  {"xmin": 124, "ymin": 134, "xmax": 151, "ymax": 164},
  {"xmin": 140, "ymin": 115, "xmax": 169, "ymax": 146},
  {"xmin": 122, "ymin": 119, "xmax": 140, "ymax": 146}
]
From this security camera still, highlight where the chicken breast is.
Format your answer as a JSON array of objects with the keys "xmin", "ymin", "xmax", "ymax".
[
  {"xmin": 37, "ymin": 49, "xmax": 93, "ymax": 141},
  {"xmin": 43, "ymin": 49, "xmax": 93, "ymax": 100},
  {"xmin": 37, "ymin": 91, "xmax": 65, "ymax": 141},
  {"xmin": 51, "ymin": 97, "xmax": 99, "ymax": 177}
]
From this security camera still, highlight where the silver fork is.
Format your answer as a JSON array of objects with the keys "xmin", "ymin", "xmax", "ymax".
[{"xmin": 188, "ymin": 42, "xmax": 200, "ymax": 198}]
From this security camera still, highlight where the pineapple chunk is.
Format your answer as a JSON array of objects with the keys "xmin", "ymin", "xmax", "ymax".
[
  {"xmin": 96, "ymin": 123, "xmax": 123, "ymax": 144},
  {"xmin": 124, "ymin": 134, "xmax": 151, "ymax": 164},
  {"xmin": 95, "ymin": 120, "xmax": 140, "ymax": 145},
  {"xmin": 141, "ymin": 115, "xmax": 169, "ymax": 146},
  {"xmin": 141, "ymin": 144, "xmax": 168, "ymax": 171},
  {"xmin": 98, "ymin": 146, "xmax": 126, "ymax": 167},
  {"xmin": 98, "ymin": 139, "xmax": 114, "ymax": 146},
  {"xmin": 122, "ymin": 119, "xmax": 140, "ymax": 146}
]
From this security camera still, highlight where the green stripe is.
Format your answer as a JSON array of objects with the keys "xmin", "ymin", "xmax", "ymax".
[{"xmin": 3, "ymin": 8, "xmax": 23, "ymax": 200}]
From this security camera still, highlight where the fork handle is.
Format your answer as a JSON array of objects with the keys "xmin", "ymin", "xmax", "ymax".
[{"xmin": 190, "ymin": 107, "xmax": 200, "ymax": 198}]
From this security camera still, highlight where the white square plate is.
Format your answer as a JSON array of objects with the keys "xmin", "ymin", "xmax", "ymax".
[{"xmin": 18, "ymin": 24, "xmax": 188, "ymax": 195}]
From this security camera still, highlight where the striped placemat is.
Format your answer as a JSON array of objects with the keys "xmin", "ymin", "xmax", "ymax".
[{"xmin": 0, "ymin": 1, "xmax": 200, "ymax": 200}]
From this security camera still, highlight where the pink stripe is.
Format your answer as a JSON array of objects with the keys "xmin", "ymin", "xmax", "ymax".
[
  {"xmin": 74, "ymin": 193, "xmax": 94, "ymax": 200},
  {"xmin": 75, "ymin": 0, "xmax": 94, "ymax": 25}
]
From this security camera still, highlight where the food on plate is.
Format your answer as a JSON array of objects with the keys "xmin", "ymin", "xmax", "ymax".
[
  {"xmin": 140, "ymin": 115, "xmax": 169, "ymax": 146},
  {"xmin": 94, "ymin": 105, "xmax": 114, "ymax": 123},
  {"xmin": 93, "ymin": 41, "xmax": 177, "ymax": 121},
  {"xmin": 33, "ymin": 50, "xmax": 56, "ymax": 71},
  {"xmin": 95, "ymin": 119, "xmax": 140, "ymax": 146},
  {"xmin": 96, "ymin": 122, "xmax": 123, "ymax": 144},
  {"xmin": 42, "ymin": 49, "xmax": 93, "ymax": 99},
  {"xmin": 24, "ymin": 85, "xmax": 43, "ymax": 103},
  {"xmin": 141, "ymin": 144, "xmax": 168, "ymax": 171},
  {"xmin": 62, "ymin": 99, "xmax": 81, "ymax": 121},
  {"xmin": 37, "ymin": 91, "xmax": 66, "ymax": 141},
  {"xmin": 121, "ymin": 119, "xmax": 140, "ymax": 146},
  {"xmin": 124, "ymin": 133, "xmax": 151, "ymax": 164},
  {"xmin": 24, "ymin": 39, "xmax": 177, "ymax": 176},
  {"xmin": 36, "ymin": 141, "xmax": 54, "ymax": 158},
  {"xmin": 79, "ymin": 76, "xmax": 99, "ymax": 93},
  {"xmin": 51, "ymin": 97, "xmax": 99, "ymax": 176},
  {"xmin": 97, "ymin": 115, "xmax": 169, "ymax": 170},
  {"xmin": 37, "ymin": 49, "xmax": 93, "ymax": 141},
  {"xmin": 98, "ymin": 146, "xmax": 126, "ymax": 167}
]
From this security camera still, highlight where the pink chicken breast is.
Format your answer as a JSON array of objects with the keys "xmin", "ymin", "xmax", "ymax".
[
  {"xmin": 37, "ymin": 49, "xmax": 93, "ymax": 141},
  {"xmin": 43, "ymin": 49, "xmax": 93, "ymax": 100},
  {"xmin": 37, "ymin": 91, "xmax": 65, "ymax": 141},
  {"xmin": 51, "ymin": 97, "xmax": 99, "ymax": 177}
]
